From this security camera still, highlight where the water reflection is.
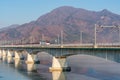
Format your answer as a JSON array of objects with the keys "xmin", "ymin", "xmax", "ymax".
[
  {"xmin": 27, "ymin": 63, "xmax": 38, "ymax": 72},
  {"xmin": 2, "ymin": 56, "xmax": 7, "ymax": 62},
  {"xmin": 51, "ymin": 71, "xmax": 66, "ymax": 80},
  {"xmin": 1, "ymin": 54, "xmax": 120, "ymax": 80},
  {"xmin": 7, "ymin": 57, "xmax": 14, "ymax": 64},
  {"xmin": 15, "ymin": 59, "xmax": 21, "ymax": 68}
]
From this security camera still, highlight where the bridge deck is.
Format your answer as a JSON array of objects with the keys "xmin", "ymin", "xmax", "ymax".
[{"xmin": 0, "ymin": 43, "xmax": 120, "ymax": 49}]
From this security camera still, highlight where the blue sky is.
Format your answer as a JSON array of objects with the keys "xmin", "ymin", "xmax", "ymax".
[{"xmin": 0, "ymin": 0, "xmax": 120, "ymax": 28}]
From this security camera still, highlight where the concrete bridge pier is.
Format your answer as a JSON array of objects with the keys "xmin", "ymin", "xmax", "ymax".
[
  {"xmin": 25, "ymin": 53, "xmax": 40, "ymax": 64},
  {"xmin": 14, "ymin": 51, "xmax": 24, "ymax": 68},
  {"xmin": 0, "ymin": 50, "xmax": 2, "ymax": 60},
  {"xmin": 14, "ymin": 51, "xmax": 24, "ymax": 60},
  {"xmin": 49, "ymin": 56, "xmax": 71, "ymax": 72},
  {"xmin": 25, "ymin": 53, "xmax": 40, "ymax": 72},
  {"xmin": 7, "ymin": 50, "xmax": 14, "ymax": 64},
  {"xmin": 2, "ymin": 50, "xmax": 7, "ymax": 62}
]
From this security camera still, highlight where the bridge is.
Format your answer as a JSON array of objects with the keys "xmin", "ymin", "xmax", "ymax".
[{"xmin": 0, "ymin": 43, "xmax": 120, "ymax": 72}]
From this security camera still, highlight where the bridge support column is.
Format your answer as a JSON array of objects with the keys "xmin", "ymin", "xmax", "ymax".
[
  {"xmin": 0, "ymin": 50, "xmax": 2, "ymax": 60},
  {"xmin": 2, "ymin": 50, "xmax": 7, "ymax": 61},
  {"xmin": 15, "ymin": 51, "xmax": 20, "ymax": 60},
  {"xmin": 7, "ymin": 50, "xmax": 14, "ymax": 64},
  {"xmin": 49, "ymin": 56, "xmax": 71, "ymax": 72},
  {"xmin": 14, "ymin": 51, "xmax": 24, "ymax": 68},
  {"xmin": 25, "ymin": 53, "xmax": 39, "ymax": 72},
  {"xmin": 14, "ymin": 51, "xmax": 24, "ymax": 60},
  {"xmin": 25, "ymin": 54, "xmax": 40, "ymax": 64}
]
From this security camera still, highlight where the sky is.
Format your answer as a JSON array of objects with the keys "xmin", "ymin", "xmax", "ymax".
[{"xmin": 0, "ymin": 0, "xmax": 120, "ymax": 28}]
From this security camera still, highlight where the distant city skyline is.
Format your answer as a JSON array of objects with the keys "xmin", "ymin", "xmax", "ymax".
[{"xmin": 0, "ymin": 0, "xmax": 120, "ymax": 28}]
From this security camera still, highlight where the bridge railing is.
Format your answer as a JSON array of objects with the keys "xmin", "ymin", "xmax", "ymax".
[
  {"xmin": 97, "ymin": 43, "xmax": 120, "ymax": 48},
  {"xmin": 0, "ymin": 43, "xmax": 120, "ymax": 48},
  {"xmin": 0, "ymin": 43, "xmax": 94, "ymax": 48}
]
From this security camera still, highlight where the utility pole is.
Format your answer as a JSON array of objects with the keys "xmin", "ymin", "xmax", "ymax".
[
  {"xmin": 94, "ymin": 24, "xmax": 97, "ymax": 48},
  {"xmin": 61, "ymin": 30, "xmax": 63, "ymax": 46},
  {"xmin": 42, "ymin": 34, "xmax": 45, "ymax": 41},
  {"xmin": 118, "ymin": 26, "xmax": 120, "ymax": 44},
  {"xmin": 80, "ymin": 31, "xmax": 83, "ymax": 44},
  {"xmin": 57, "ymin": 34, "xmax": 60, "ymax": 44}
]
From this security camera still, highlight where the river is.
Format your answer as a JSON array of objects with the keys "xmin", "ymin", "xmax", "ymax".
[{"xmin": 0, "ymin": 54, "xmax": 120, "ymax": 80}]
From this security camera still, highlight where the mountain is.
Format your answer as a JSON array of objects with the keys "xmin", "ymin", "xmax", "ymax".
[
  {"xmin": 0, "ymin": 24, "xmax": 19, "ymax": 31},
  {"xmin": 0, "ymin": 6, "xmax": 120, "ymax": 44}
]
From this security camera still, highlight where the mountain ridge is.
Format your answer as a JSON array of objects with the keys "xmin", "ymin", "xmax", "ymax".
[{"xmin": 0, "ymin": 6, "xmax": 120, "ymax": 44}]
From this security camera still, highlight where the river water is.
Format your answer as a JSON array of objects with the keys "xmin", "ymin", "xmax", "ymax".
[{"xmin": 0, "ymin": 54, "xmax": 120, "ymax": 80}]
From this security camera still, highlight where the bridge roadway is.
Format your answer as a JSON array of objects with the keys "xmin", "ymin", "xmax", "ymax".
[
  {"xmin": 1, "ymin": 43, "xmax": 120, "ymax": 48},
  {"xmin": 0, "ymin": 43, "xmax": 120, "ymax": 73}
]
